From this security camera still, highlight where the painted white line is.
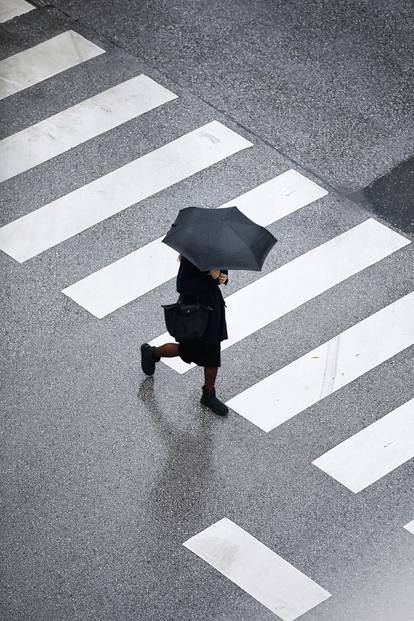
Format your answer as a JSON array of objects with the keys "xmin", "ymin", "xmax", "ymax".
[
  {"xmin": 0, "ymin": 121, "xmax": 252, "ymax": 263},
  {"xmin": 404, "ymin": 520, "xmax": 414, "ymax": 535},
  {"xmin": 228, "ymin": 292, "xmax": 414, "ymax": 432},
  {"xmin": 184, "ymin": 518, "xmax": 331, "ymax": 621},
  {"xmin": 0, "ymin": 0, "xmax": 34, "ymax": 22},
  {"xmin": 0, "ymin": 75, "xmax": 177, "ymax": 182},
  {"xmin": 151, "ymin": 219, "xmax": 410, "ymax": 374},
  {"xmin": 64, "ymin": 239, "xmax": 178, "ymax": 319},
  {"xmin": 63, "ymin": 170, "xmax": 327, "ymax": 318},
  {"xmin": 219, "ymin": 169, "xmax": 328, "ymax": 227},
  {"xmin": 0, "ymin": 30, "xmax": 104, "ymax": 101},
  {"xmin": 313, "ymin": 397, "xmax": 414, "ymax": 493}
]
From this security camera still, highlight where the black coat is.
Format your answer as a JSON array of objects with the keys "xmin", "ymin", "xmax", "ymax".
[{"xmin": 176, "ymin": 257, "xmax": 228, "ymax": 344}]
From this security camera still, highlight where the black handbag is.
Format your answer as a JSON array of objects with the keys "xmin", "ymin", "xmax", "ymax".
[{"xmin": 161, "ymin": 295, "xmax": 212, "ymax": 340}]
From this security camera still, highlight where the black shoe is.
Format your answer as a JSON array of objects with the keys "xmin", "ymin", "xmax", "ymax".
[
  {"xmin": 141, "ymin": 343, "xmax": 157, "ymax": 376},
  {"xmin": 200, "ymin": 387, "xmax": 228, "ymax": 416}
]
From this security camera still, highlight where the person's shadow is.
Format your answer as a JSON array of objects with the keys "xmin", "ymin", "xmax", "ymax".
[
  {"xmin": 137, "ymin": 378, "xmax": 218, "ymax": 536},
  {"xmin": 134, "ymin": 379, "xmax": 220, "ymax": 614}
]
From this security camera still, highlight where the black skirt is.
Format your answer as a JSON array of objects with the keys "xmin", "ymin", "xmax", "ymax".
[{"xmin": 178, "ymin": 339, "xmax": 221, "ymax": 367}]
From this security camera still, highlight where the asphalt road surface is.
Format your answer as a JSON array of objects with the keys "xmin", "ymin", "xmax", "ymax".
[{"xmin": 1, "ymin": 2, "xmax": 413, "ymax": 620}]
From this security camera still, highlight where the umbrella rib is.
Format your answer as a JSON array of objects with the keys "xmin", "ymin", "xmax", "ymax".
[
  {"xmin": 224, "ymin": 218, "xmax": 261, "ymax": 267},
  {"xmin": 202, "ymin": 212, "xmax": 221, "ymax": 270}
]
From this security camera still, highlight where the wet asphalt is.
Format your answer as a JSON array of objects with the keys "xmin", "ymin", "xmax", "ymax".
[{"xmin": 1, "ymin": 2, "xmax": 413, "ymax": 621}]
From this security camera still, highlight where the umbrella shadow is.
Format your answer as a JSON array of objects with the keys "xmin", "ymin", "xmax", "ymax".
[{"xmin": 137, "ymin": 378, "xmax": 217, "ymax": 534}]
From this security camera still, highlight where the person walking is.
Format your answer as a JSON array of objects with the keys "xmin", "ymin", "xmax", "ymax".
[
  {"xmin": 140, "ymin": 255, "xmax": 229, "ymax": 416},
  {"xmin": 140, "ymin": 203, "xmax": 276, "ymax": 418}
]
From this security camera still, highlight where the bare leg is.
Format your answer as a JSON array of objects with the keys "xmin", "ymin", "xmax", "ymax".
[
  {"xmin": 153, "ymin": 343, "xmax": 179, "ymax": 361},
  {"xmin": 203, "ymin": 366, "xmax": 218, "ymax": 392}
]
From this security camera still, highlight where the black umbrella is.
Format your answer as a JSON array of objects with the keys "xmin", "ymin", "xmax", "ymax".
[{"xmin": 161, "ymin": 206, "xmax": 277, "ymax": 271}]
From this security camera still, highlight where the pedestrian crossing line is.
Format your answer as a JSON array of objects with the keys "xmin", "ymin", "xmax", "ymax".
[
  {"xmin": 404, "ymin": 520, "xmax": 414, "ymax": 535},
  {"xmin": 0, "ymin": 0, "xmax": 34, "ymax": 22},
  {"xmin": 313, "ymin": 396, "xmax": 414, "ymax": 493},
  {"xmin": 63, "ymin": 236, "xmax": 179, "ymax": 318},
  {"xmin": 0, "ymin": 30, "xmax": 105, "ymax": 101},
  {"xmin": 62, "ymin": 170, "xmax": 327, "ymax": 318},
  {"xmin": 151, "ymin": 219, "xmax": 410, "ymax": 374},
  {"xmin": 0, "ymin": 75, "xmax": 177, "ymax": 183},
  {"xmin": 0, "ymin": 121, "xmax": 252, "ymax": 263},
  {"xmin": 183, "ymin": 517, "xmax": 331, "ymax": 621},
  {"xmin": 227, "ymin": 292, "xmax": 414, "ymax": 432},
  {"xmin": 218, "ymin": 168, "xmax": 328, "ymax": 226}
]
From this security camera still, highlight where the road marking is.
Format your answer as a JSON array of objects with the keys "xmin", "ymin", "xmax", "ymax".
[
  {"xmin": 63, "ymin": 238, "xmax": 178, "ymax": 318},
  {"xmin": 0, "ymin": 121, "xmax": 252, "ymax": 263},
  {"xmin": 0, "ymin": 0, "xmax": 34, "ymax": 22},
  {"xmin": 0, "ymin": 31, "xmax": 104, "ymax": 101},
  {"xmin": 183, "ymin": 518, "xmax": 331, "ymax": 621},
  {"xmin": 0, "ymin": 75, "xmax": 177, "ymax": 182},
  {"xmin": 313, "ymin": 397, "xmax": 414, "ymax": 493},
  {"xmin": 404, "ymin": 520, "xmax": 414, "ymax": 535},
  {"xmin": 151, "ymin": 219, "xmax": 410, "ymax": 374},
  {"xmin": 227, "ymin": 292, "xmax": 414, "ymax": 432},
  {"xmin": 218, "ymin": 168, "xmax": 328, "ymax": 226},
  {"xmin": 63, "ymin": 170, "xmax": 327, "ymax": 317}
]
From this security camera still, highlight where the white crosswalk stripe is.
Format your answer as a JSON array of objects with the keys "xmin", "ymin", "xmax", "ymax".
[
  {"xmin": 227, "ymin": 292, "xmax": 414, "ymax": 431},
  {"xmin": 184, "ymin": 518, "xmax": 331, "ymax": 621},
  {"xmin": 0, "ymin": 0, "xmax": 34, "ymax": 22},
  {"xmin": 313, "ymin": 396, "xmax": 414, "ymax": 493},
  {"xmin": 0, "ymin": 31, "xmax": 104, "ymax": 100},
  {"xmin": 404, "ymin": 520, "xmax": 414, "ymax": 535},
  {"xmin": 151, "ymin": 219, "xmax": 410, "ymax": 374},
  {"xmin": 218, "ymin": 168, "xmax": 328, "ymax": 224},
  {"xmin": 0, "ymin": 121, "xmax": 252, "ymax": 263},
  {"xmin": 63, "ymin": 235, "xmax": 179, "ymax": 318},
  {"xmin": 0, "ymin": 75, "xmax": 177, "ymax": 182},
  {"xmin": 62, "ymin": 170, "xmax": 327, "ymax": 318}
]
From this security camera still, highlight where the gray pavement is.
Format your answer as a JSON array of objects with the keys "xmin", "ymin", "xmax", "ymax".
[
  {"xmin": 1, "ymin": 3, "xmax": 414, "ymax": 621},
  {"xmin": 33, "ymin": 0, "xmax": 414, "ymax": 233}
]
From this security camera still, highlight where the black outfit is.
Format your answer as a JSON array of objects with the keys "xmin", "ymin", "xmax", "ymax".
[{"xmin": 176, "ymin": 257, "xmax": 228, "ymax": 367}]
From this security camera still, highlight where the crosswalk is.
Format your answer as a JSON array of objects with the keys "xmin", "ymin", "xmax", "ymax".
[
  {"xmin": 150, "ymin": 219, "xmax": 409, "ymax": 373},
  {"xmin": 0, "ymin": 121, "xmax": 251, "ymax": 262},
  {"xmin": 184, "ymin": 518, "xmax": 331, "ymax": 621},
  {"xmin": 2, "ymin": 13, "xmax": 413, "ymax": 619},
  {"xmin": 0, "ymin": 0, "xmax": 34, "ymax": 23},
  {"xmin": 0, "ymin": 31, "xmax": 104, "ymax": 100},
  {"xmin": 313, "ymin": 395, "xmax": 414, "ymax": 493},
  {"xmin": 62, "ymin": 170, "xmax": 327, "ymax": 317},
  {"xmin": 0, "ymin": 75, "xmax": 177, "ymax": 183},
  {"xmin": 227, "ymin": 292, "xmax": 414, "ymax": 432}
]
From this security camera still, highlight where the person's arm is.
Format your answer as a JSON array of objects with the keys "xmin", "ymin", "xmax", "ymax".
[{"xmin": 177, "ymin": 259, "xmax": 217, "ymax": 295}]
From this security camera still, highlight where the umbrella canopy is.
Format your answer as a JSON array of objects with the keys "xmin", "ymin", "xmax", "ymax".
[{"xmin": 161, "ymin": 206, "xmax": 277, "ymax": 271}]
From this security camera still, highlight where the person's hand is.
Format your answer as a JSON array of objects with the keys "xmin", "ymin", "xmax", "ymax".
[
  {"xmin": 218, "ymin": 273, "xmax": 228, "ymax": 285},
  {"xmin": 209, "ymin": 269, "xmax": 220, "ymax": 279}
]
